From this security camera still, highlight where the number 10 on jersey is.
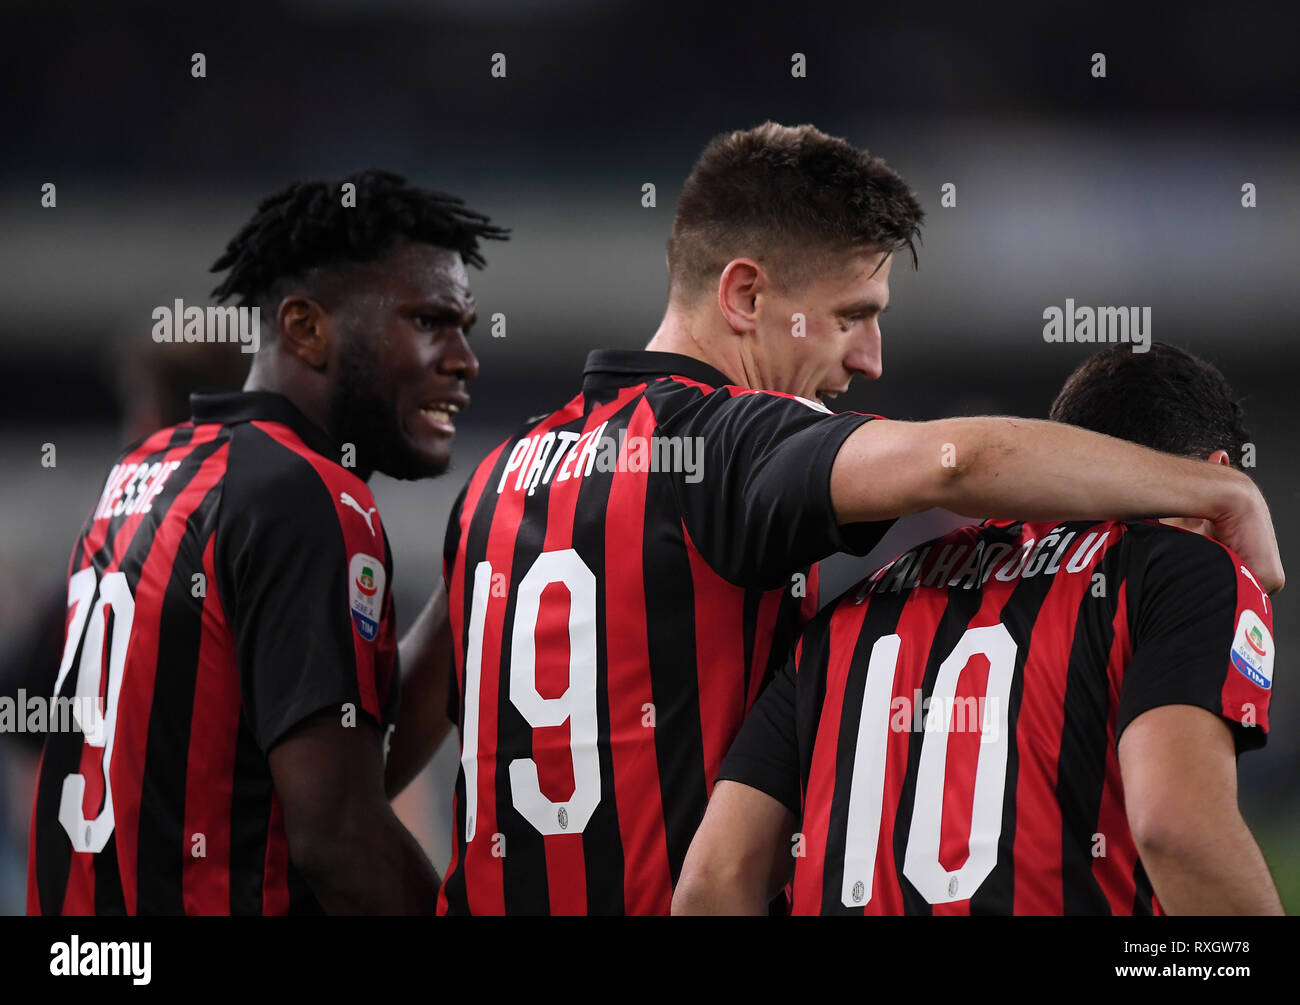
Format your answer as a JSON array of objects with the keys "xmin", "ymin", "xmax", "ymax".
[{"xmin": 461, "ymin": 550, "xmax": 601, "ymax": 840}]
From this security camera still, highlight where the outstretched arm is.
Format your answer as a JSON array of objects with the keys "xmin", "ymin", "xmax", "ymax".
[{"xmin": 831, "ymin": 417, "xmax": 1283, "ymax": 592}]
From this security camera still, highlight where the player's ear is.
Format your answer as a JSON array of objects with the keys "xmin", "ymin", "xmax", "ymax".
[
  {"xmin": 277, "ymin": 296, "xmax": 332, "ymax": 369},
  {"xmin": 716, "ymin": 258, "xmax": 763, "ymax": 334},
  {"xmin": 1207, "ymin": 449, "xmax": 1231, "ymax": 467}
]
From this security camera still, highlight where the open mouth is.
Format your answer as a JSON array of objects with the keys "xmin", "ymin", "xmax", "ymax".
[
  {"xmin": 416, "ymin": 395, "xmax": 468, "ymax": 436},
  {"xmin": 420, "ymin": 401, "xmax": 461, "ymax": 426}
]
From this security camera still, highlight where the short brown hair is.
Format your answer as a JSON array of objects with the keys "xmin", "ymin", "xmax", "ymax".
[{"xmin": 666, "ymin": 122, "xmax": 924, "ymax": 301}]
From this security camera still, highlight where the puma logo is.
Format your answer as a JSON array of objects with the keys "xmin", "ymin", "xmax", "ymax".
[{"xmin": 339, "ymin": 492, "xmax": 378, "ymax": 535}]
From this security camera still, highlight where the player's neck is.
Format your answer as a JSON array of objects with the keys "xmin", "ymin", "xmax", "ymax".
[
  {"xmin": 647, "ymin": 308, "xmax": 751, "ymax": 389},
  {"xmin": 242, "ymin": 366, "xmax": 335, "ymax": 443}
]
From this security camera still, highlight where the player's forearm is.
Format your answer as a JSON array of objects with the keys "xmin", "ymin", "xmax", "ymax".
[
  {"xmin": 938, "ymin": 417, "xmax": 1255, "ymax": 522},
  {"xmin": 671, "ymin": 862, "xmax": 770, "ymax": 916},
  {"xmin": 837, "ymin": 416, "xmax": 1248, "ymax": 523},
  {"xmin": 1137, "ymin": 819, "xmax": 1284, "ymax": 915},
  {"xmin": 298, "ymin": 811, "xmax": 443, "ymax": 915},
  {"xmin": 387, "ymin": 585, "xmax": 455, "ymax": 799},
  {"xmin": 833, "ymin": 416, "xmax": 1283, "ymax": 590}
]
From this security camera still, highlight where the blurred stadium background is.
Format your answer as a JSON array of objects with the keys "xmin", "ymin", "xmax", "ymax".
[{"xmin": 1, "ymin": 0, "xmax": 1296, "ymax": 913}]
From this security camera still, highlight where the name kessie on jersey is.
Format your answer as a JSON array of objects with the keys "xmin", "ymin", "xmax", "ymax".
[
  {"xmin": 91, "ymin": 460, "xmax": 184, "ymax": 520},
  {"xmin": 860, "ymin": 525, "xmax": 1112, "ymax": 600}
]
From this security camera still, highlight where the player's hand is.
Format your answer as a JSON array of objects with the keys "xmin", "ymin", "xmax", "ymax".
[{"xmin": 1208, "ymin": 478, "xmax": 1284, "ymax": 594}]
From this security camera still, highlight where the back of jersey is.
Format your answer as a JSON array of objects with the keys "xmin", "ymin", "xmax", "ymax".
[
  {"xmin": 439, "ymin": 350, "xmax": 890, "ymax": 914},
  {"xmin": 30, "ymin": 391, "xmax": 400, "ymax": 916},
  {"xmin": 721, "ymin": 518, "xmax": 1274, "ymax": 915},
  {"xmin": 30, "ymin": 421, "xmax": 229, "ymax": 914}
]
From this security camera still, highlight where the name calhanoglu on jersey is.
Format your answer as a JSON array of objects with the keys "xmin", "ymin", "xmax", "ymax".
[{"xmin": 859, "ymin": 526, "xmax": 1111, "ymax": 600}]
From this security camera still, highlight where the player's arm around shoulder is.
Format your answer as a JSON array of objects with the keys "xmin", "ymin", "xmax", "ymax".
[
  {"xmin": 829, "ymin": 416, "xmax": 1283, "ymax": 594},
  {"xmin": 1116, "ymin": 527, "xmax": 1282, "ymax": 915}
]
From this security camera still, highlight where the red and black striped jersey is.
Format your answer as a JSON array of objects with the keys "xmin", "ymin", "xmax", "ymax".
[
  {"xmin": 28, "ymin": 391, "xmax": 399, "ymax": 916},
  {"xmin": 720, "ymin": 518, "xmax": 1276, "ymax": 915},
  {"xmin": 438, "ymin": 350, "xmax": 893, "ymax": 915}
]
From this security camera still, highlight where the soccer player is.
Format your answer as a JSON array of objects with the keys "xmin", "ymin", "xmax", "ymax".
[
  {"xmin": 673, "ymin": 343, "xmax": 1283, "ymax": 916},
  {"xmin": 401, "ymin": 123, "xmax": 1282, "ymax": 915},
  {"xmin": 28, "ymin": 170, "xmax": 506, "ymax": 915}
]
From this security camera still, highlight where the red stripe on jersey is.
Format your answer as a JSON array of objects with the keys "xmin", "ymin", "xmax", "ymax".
[
  {"xmin": 460, "ymin": 406, "xmax": 579, "ymax": 915},
  {"xmin": 532, "ymin": 396, "xmax": 610, "ymax": 916},
  {"xmin": 111, "ymin": 442, "xmax": 230, "ymax": 915},
  {"xmin": 748, "ymin": 589, "xmax": 786, "ymax": 711},
  {"xmin": 866, "ymin": 585, "xmax": 954, "ymax": 916},
  {"xmin": 801, "ymin": 564, "xmax": 820, "ymax": 625},
  {"xmin": 26, "ymin": 752, "xmax": 45, "ymax": 914},
  {"xmin": 437, "ymin": 441, "xmax": 506, "ymax": 917},
  {"xmin": 250, "ymin": 421, "xmax": 388, "ymax": 720},
  {"xmin": 262, "ymin": 796, "xmax": 290, "ymax": 915},
  {"xmin": 1010, "ymin": 527, "xmax": 1119, "ymax": 916},
  {"xmin": 182, "ymin": 533, "xmax": 241, "ymax": 914},
  {"xmin": 1093, "ymin": 578, "xmax": 1142, "ymax": 914},
  {"xmin": 684, "ymin": 533, "xmax": 747, "ymax": 796},
  {"xmin": 791, "ymin": 594, "xmax": 870, "ymax": 915},
  {"xmin": 605, "ymin": 397, "xmax": 674, "ymax": 915}
]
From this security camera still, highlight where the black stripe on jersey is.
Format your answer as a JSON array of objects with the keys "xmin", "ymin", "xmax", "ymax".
[
  {"xmin": 228, "ymin": 719, "xmax": 272, "ymax": 915},
  {"xmin": 1058, "ymin": 538, "xmax": 1128, "ymax": 915},
  {"xmin": 572, "ymin": 398, "xmax": 639, "ymax": 914},
  {"xmin": 93, "ymin": 834, "xmax": 126, "ymax": 915},
  {"xmin": 135, "ymin": 482, "xmax": 224, "ymax": 914},
  {"xmin": 643, "ymin": 471, "xmax": 707, "ymax": 887},
  {"xmin": 819, "ymin": 589, "xmax": 910, "ymax": 916},
  {"xmin": 1132, "ymin": 856, "xmax": 1156, "ymax": 916},
  {"xmin": 969, "ymin": 524, "xmax": 1060, "ymax": 915},
  {"xmin": 441, "ymin": 450, "xmax": 511, "ymax": 915}
]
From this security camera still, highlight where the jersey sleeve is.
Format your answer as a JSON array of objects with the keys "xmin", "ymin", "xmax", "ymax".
[
  {"xmin": 648, "ymin": 380, "xmax": 895, "ymax": 590},
  {"xmin": 716, "ymin": 647, "xmax": 803, "ymax": 814},
  {"xmin": 1119, "ymin": 528, "xmax": 1276, "ymax": 753},
  {"xmin": 215, "ymin": 429, "xmax": 397, "ymax": 754}
]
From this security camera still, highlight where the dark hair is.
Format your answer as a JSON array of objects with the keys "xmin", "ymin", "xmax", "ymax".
[
  {"xmin": 210, "ymin": 169, "xmax": 508, "ymax": 307},
  {"xmin": 1049, "ymin": 343, "xmax": 1251, "ymax": 468},
  {"xmin": 666, "ymin": 121, "xmax": 924, "ymax": 300}
]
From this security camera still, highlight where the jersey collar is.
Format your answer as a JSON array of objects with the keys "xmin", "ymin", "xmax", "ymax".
[
  {"xmin": 582, "ymin": 349, "xmax": 737, "ymax": 393},
  {"xmin": 189, "ymin": 391, "xmax": 341, "ymax": 463}
]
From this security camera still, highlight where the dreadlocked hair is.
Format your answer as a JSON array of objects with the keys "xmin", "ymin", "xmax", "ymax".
[{"xmin": 210, "ymin": 169, "xmax": 509, "ymax": 306}]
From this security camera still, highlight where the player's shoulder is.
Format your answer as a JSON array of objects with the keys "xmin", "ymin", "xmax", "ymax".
[
  {"xmin": 222, "ymin": 419, "xmax": 377, "ymax": 528},
  {"xmin": 1120, "ymin": 519, "xmax": 1244, "ymax": 573}
]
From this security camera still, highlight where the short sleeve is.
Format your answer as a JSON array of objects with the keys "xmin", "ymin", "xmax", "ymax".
[
  {"xmin": 716, "ymin": 649, "xmax": 802, "ymax": 815},
  {"xmin": 648, "ymin": 380, "xmax": 894, "ymax": 590},
  {"xmin": 1119, "ymin": 528, "xmax": 1275, "ymax": 753},
  {"xmin": 216, "ymin": 428, "xmax": 396, "ymax": 753}
]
